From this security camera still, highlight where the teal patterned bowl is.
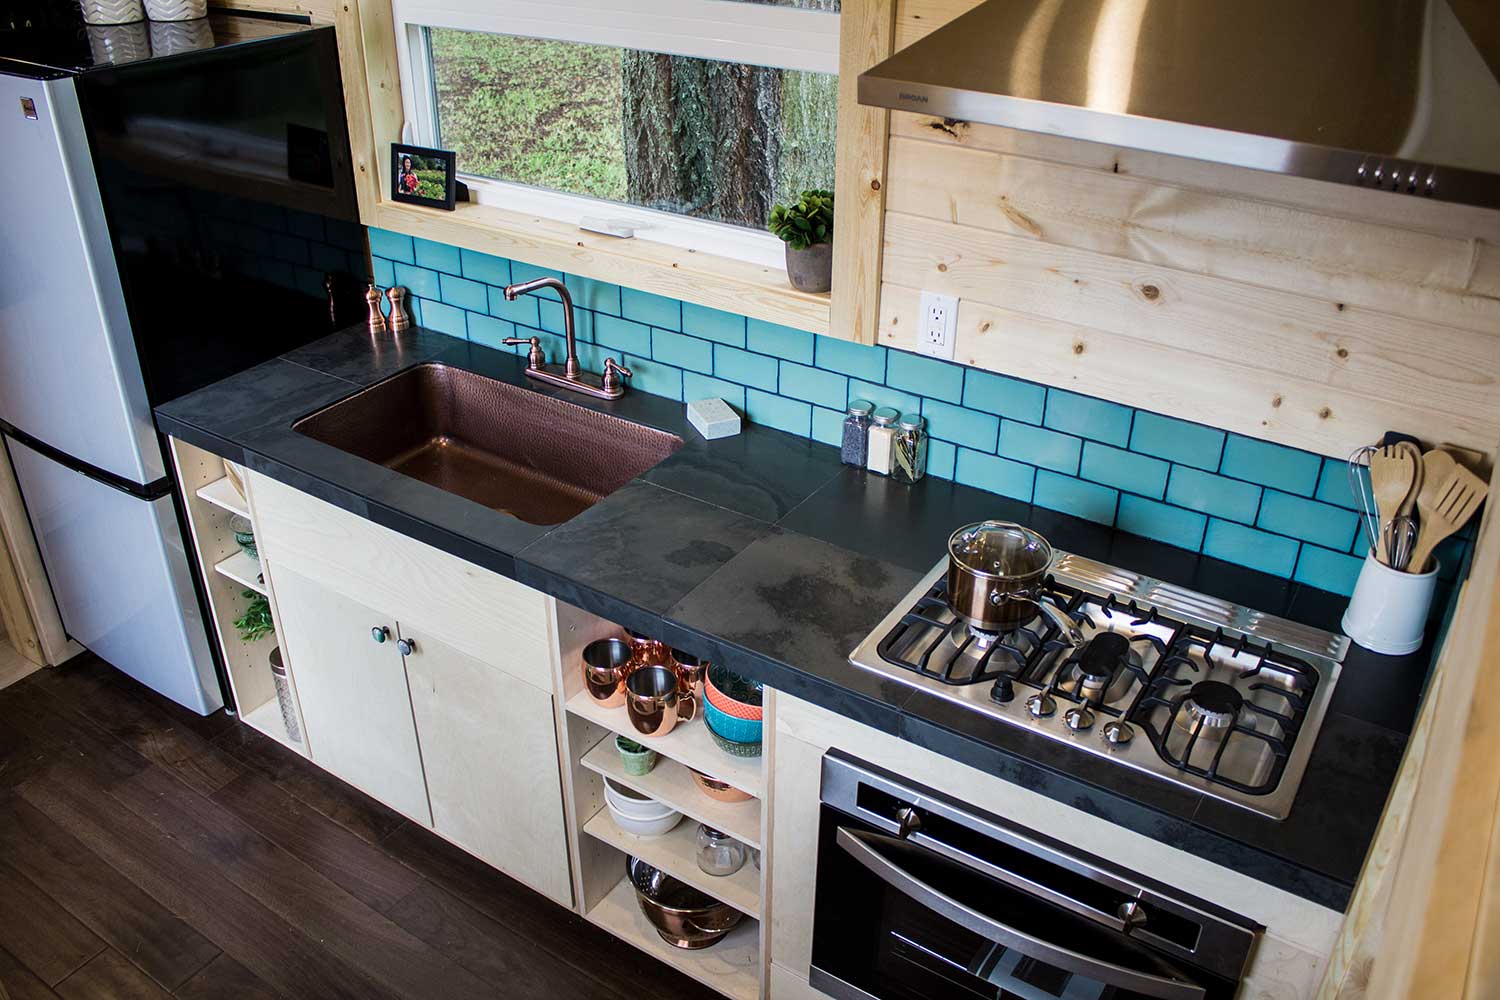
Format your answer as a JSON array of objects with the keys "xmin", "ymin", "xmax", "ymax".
[
  {"xmin": 706, "ymin": 712, "xmax": 762, "ymax": 758},
  {"xmin": 703, "ymin": 699, "xmax": 762, "ymax": 744}
]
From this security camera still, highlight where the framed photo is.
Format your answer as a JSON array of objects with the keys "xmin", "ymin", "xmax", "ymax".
[{"xmin": 391, "ymin": 143, "xmax": 456, "ymax": 210}]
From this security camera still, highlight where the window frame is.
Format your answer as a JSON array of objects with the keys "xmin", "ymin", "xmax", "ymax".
[{"xmin": 389, "ymin": 0, "xmax": 841, "ymax": 268}]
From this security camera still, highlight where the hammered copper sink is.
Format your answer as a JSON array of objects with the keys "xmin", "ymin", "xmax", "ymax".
[{"xmin": 293, "ymin": 363, "xmax": 684, "ymax": 525}]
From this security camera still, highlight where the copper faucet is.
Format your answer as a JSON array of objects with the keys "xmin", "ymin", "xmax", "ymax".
[{"xmin": 500, "ymin": 277, "xmax": 632, "ymax": 400}]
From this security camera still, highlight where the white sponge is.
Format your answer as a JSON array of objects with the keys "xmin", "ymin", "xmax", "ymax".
[{"xmin": 686, "ymin": 398, "xmax": 742, "ymax": 440}]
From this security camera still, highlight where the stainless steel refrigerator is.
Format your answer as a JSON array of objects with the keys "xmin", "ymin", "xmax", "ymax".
[{"xmin": 0, "ymin": 11, "xmax": 364, "ymax": 713}]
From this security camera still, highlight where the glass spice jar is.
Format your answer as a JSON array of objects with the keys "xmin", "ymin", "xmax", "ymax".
[
  {"xmin": 892, "ymin": 414, "xmax": 928, "ymax": 485},
  {"xmin": 865, "ymin": 407, "xmax": 900, "ymax": 476},
  {"xmin": 840, "ymin": 399, "xmax": 874, "ymax": 467},
  {"xmin": 695, "ymin": 824, "xmax": 748, "ymax": 876}
]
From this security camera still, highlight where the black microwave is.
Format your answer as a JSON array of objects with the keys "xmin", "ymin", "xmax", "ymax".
[{"xmin": 810, "ymin": 752, "xmax": 1262, "ymax": 1000}]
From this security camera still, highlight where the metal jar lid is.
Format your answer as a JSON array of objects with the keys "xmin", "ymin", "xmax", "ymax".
[
  {"xmin": 899, "ymin": 414, "xmax": 925, "ymax": 431},
  {"xmin": 871, "ymin": 407, "xmax": 900, "ymax": 426},
  {"xmin": 847, "ymin": 398, "xmax": 874, "ymax": 417}
]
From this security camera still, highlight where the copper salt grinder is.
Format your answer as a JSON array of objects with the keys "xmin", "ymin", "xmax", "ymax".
[
  {"xmin": 365, "ymin": 284, "xmax": 387, "ymax": 334},
  {"xmin": 386, "ymin": 286, "xmax": 411, "ymax": 333}
]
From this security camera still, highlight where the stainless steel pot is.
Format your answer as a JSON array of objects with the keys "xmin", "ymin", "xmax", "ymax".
[{"xmin": 946, "ymin": 521, "xmax": 1083, "ymax": 645}]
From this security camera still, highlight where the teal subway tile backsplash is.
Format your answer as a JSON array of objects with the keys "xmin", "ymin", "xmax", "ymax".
[
  {"xmin": 1044, "ymin": 390, "xmax": 1132, "ymax": 448},
  {"xmin": 367, "ymin": 228, "xmax": 1435, "ymax": 597},
  {"xmin": 1222, "ymin": 435, "xmax": 1321, "ymax": 495}
]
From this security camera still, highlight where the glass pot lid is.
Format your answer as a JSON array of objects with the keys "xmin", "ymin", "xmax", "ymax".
[{"xmin": 947, "ymin": 521, "xmax": 1053, "ymax": 578}]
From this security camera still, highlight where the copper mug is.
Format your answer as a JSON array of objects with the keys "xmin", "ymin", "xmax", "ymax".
[
  {"xmin": 627, "ymin": 629, "xmax": 670, "ymax": 669},
  {"xmin": 582, "ymin": 638, "xmax": 634, "ymax": 708},
  {"xmin": 626, "ymin": 665, "xmax": 698, "ymax": 737},
  {"xmin": 669, "ymin": 648, "xmax": 707, "ymax": 698}
]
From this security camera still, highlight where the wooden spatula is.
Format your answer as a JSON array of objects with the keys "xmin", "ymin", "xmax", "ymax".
[
  {"xmin": 1369, "ymin": 444, "xmax": 1418, "ymax": 565},
  {"xmin": 1408, "ymin": 457, "xmax": 1488, "ymax": 574}
]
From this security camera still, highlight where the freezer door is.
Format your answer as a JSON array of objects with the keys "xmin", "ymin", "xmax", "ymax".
[
  {"xmin": 0, "ymin": 74, "xmax": 161, "ymax": 484},
  {"xmin": 8, "ymin": 437, "xmax": 221, "ymax": 714}
]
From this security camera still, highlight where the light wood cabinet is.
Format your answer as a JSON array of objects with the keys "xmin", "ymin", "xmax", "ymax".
[
  {"xmin": 268, "ymin": 562, "xmax": 432, "ymax": 825},
  {"xmin": 401, "ymin": 619, "xmax": 571, "ymax": 905}
]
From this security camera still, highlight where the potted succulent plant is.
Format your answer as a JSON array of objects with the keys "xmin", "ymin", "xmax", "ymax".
[{"xmin": 769, "ymin": 189, "xmax": 834, "ymax": 294}]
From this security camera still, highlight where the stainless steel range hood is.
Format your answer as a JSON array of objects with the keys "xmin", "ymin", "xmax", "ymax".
[{"xmin": 859, "ymin": 0, "xmax": 1500, "ymax": 211}]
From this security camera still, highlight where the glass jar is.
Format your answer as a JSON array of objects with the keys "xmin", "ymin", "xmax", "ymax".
[
  {"xmin": 892, "ymin": 414, "xmax": 928, "ymax": 485},
  {"xmin": 865, "ymin": 407, "xmax": 900, "ymax": 476},
  {"xmin": 695, "ymin": 824, "xmax": 748, "ymax": 877},
  {"xmin": 840, "ymin": 399, "xmax": 874, "ymax": 467}
]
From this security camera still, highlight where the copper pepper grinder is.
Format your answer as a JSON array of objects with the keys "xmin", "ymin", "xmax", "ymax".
[
  {"xmin": 386, "ymin": 286, "xmax": 411, "ymax": 333},
  {"xmin": 365, "ymin": 284, "xmax": 387, "ymax": 335}
]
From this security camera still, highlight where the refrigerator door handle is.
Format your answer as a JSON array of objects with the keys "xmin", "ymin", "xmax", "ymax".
[{"xmin": 2, "ymin": 426, "xmax": 170, "ymax": 501}]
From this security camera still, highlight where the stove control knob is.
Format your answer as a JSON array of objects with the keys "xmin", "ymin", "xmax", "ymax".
[
  {"xmin": 1024, "ymin": 693, "xmax": 1056, "ymax": 718},
  {"xmin": 990, "ymin": 676, "xmax": 1015, "ymax": 704},
  {"xmin": 1102, "ymin": 720, "xmax": 1134, "ymax": 746},
  {"xmin": 1063, "ymin": 706, "xmax": 1095, "ymax": 731}
]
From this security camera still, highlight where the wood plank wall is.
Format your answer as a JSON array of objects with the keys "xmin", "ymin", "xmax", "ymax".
[{"xmin": 881, "ymin": 0, "xmax": 1500, "ymax": 463}]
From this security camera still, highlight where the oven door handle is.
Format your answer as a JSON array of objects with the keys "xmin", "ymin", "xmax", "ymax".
[{"xmin": 835, "ymin": 827, "xmax": 1206, "ymax": 1000}]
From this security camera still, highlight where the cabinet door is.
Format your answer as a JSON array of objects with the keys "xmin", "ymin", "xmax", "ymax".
[
  {"xmin": 269, "ymin": 563, "xmax": 432, "ymax": 825},
  {"xmin": 400, "ymin": 622, "xmax": 571, "ymax": 906}
]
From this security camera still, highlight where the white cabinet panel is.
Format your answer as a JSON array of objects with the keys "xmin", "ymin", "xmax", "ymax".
[
  {"xmin": 269, "ymin": 562, "xmax": 432, "ymax": 825},
  {"xmin": 402, "ymin": 623, "xmax": 571, "ymax": 907}
]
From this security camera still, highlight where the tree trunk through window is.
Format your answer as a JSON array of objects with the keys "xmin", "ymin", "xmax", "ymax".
[{"xmin": 622, "ymin": 53, "xmax": 781, "ymax": 228}]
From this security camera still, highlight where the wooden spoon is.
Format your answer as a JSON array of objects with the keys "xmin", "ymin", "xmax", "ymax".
[
  {"xmin": 1408, "ymin": 455, "xmax": 1488, "ymax": 574},
  {"xmin": 1368, "ymin": 444, "xmax": 1417, "ymax": 565}
]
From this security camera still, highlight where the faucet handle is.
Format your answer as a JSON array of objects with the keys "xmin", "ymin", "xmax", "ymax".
[
  {"xmin": 602, "ymin": 357, "xmax": 633, "ymax": 393},
  {"xmin": 503, "ymin": 336, "xmax": 546, "ymax": 370}
]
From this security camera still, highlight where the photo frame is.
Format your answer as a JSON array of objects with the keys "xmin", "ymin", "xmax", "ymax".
[{"xmin": 391, "ymin": 143, "xmax": 457, "ymax": 210}]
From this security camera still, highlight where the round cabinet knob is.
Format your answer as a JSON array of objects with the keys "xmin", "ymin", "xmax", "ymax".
[
  {"xmin": 1024, "ymin": 693, "xmax": 1056, "ymax": 718},
  {"xmin": 396, "ymin": 638, "xmax": 417, "ymax": 656},
  {"xmin": 1063, "ymin": 706, "xmax": 1095, "ymax": 731},
  {"xmin": 371, "ymin": 626, "xmax": 390, "ymax": 644},
  {"xmin": 1102, "ymin": 720, "xmax": 1134, "ymax": 746}
]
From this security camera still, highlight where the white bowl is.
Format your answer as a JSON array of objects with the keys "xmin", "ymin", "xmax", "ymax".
[
  {"xmin": 606, "ymin": 800, "xmax": 683, "ymax": 838},
  {"xmin": 604, "ymin": 782, "xmax": 677, "ymax": 820}
]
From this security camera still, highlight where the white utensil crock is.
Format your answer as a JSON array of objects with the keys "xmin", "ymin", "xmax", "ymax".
[
  {"xmin": 1341, "ymin": 552, "xmax": 1438, "ymax": 656},
  {"xmin": 142, "ymin": 0, "xmax": 207, "ymax": 21},
  {"xmin": 79, "ymin": 0, "xmax": 144, "ymax": 25}
]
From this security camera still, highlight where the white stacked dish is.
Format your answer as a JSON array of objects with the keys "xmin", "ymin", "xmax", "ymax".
[{"xmin": 604, "ymin": 778, "xmax": 683, "ymax": 837}]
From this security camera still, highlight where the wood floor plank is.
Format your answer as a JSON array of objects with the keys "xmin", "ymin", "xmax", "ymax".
[
  {"xmin": 112, "ymin": 766, "xmax": 498, "ymax": 1000},
  {"xmin": 213, "ymin": 725, "xmax": 407, "ymax": 844},
  {"xmin": 0, "ymin": 859, "xmax": 104, "ymax": 987},
  {"xmin": 17, "ymin": 766, "xmax": 393, "ymax": 1000},
  {"xmin": 0, "ymin": 683, "xmax": 148, "ymax": 792},
  {"xmin": 0, "ymin": 796, "xmax": 221, "ymax": 991},
  {"xmin": 28, "ymin": 657, "xmax": 242, "ymax": 796},
  {"xmin": 0, "ymin": 944, "xmax": 63, "ymax": 1000},
  {"xmin": 381, "ymin": 823, "xmax": 720, "ymax": 1000},
  {"xmin": 209, "ymin": 770, "xmax": 423, "ymax": 914},
  {"xmin": 172, "ymin": 954, "xmax": 282, "ymax": 1000},
  {"xmin": 385, "ymin": 883, "xmax": 631, "ymax": 1000},
  {"xmin": 55, "ymin": 949, "xmax": 172, "ymax": 1000}
]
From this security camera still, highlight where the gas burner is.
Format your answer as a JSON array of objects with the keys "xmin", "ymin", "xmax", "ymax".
[
  {"xmin": 849, "ymin": 551, "xmax": 1349, "ymax": 821},
  {"xmin": 1180, "ymin": 680, "xmax": 1244, "ymax": 730}
]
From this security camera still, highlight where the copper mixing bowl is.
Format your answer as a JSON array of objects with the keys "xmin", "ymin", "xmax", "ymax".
[{"xmin": 627, "ymin": 857, "xmax": 743, "ymax": 949}]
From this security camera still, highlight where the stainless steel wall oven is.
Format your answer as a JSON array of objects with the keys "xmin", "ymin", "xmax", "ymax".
[{"xmin": 811, "ymin": 753, "xmax": 1261, "ymax": 999}]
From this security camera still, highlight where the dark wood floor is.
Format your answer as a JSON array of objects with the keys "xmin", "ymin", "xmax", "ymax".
[{"xmin": 0, "ymin": 654, "xmax": 720, "ymax": 1000}]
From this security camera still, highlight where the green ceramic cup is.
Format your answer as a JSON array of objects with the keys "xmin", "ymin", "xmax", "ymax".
[{"xmin": 616, "ymin": 735, "xmax": 659, "ymax": 776}]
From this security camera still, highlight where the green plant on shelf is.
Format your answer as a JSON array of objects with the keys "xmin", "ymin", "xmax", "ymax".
[
  {"xmin": 768, "ymin": 188, "xmax": 834, "ymax": 250},
  {"xmin": 234, "ymin": 591, "xmax": 274, "ymax": 643}
]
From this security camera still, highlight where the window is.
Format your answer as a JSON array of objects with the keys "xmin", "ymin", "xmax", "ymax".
[{"xmin": 393, "ymin": 0, "xmax": 841, "ymax": 266}]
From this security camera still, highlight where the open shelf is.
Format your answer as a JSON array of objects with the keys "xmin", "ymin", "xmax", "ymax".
[
  {"xmin": 196, "ymin": 476, "xmax": 249, "ymax": 519},
  {"xmin": 586, "ymin": 875, "xmax": 759, "ymax": 1000},
  {"xmin": 567, "ymin": 689, "xmax": 762, "ymax": 796},
  {"xmin": 580, "ymin": 736, "xmax": 760, "ymax": 849},
  {"xmin": 241, "ymin": 697, "xmax": 306, "ymax": 757},
  {"xmin": 582, "ymin": 806, "xmax": 760, "ymax": 918},
  {"xmin": 214, "ymin": 550, "xmax": 266, "ymax": 595}
]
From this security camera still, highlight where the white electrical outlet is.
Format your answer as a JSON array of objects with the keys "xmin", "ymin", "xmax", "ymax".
[{"xmin": 917, "ymin": 290, "xmax": 959, "ymax": 360}]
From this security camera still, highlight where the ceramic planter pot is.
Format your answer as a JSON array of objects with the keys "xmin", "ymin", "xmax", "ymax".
[
  {"xmin": 785, "ymin": 242, "xmax": 832, "ymax": 294},
  {"xmin": 615, "ymin": 734, "xmax": 659, "ymax": 776}
]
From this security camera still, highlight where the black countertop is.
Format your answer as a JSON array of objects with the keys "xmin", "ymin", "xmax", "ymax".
[{"xmin": 156, "ymin": 325, "xmax": 1437, "ymax": 912}]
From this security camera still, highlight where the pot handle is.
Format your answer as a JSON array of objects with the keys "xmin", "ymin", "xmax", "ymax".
[{"xmin": 1036, "ymin": 593, "xmax": 1085, "ymax": 647}]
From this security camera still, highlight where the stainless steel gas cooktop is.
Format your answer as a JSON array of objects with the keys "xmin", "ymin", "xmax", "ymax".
[{"xmin": 848, "ymin": 553, "xmax": 1349, "ymax": 820}]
